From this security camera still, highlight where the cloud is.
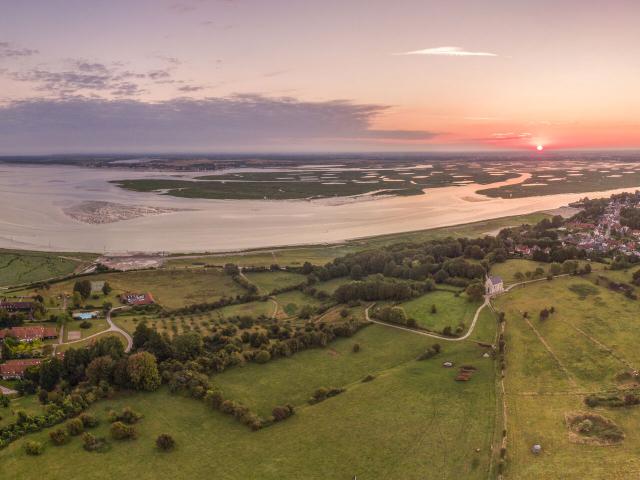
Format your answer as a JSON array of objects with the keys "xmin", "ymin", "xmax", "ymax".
[
  {"xmin": 177, "ymin": 85, "xmax": 205, "ymax": 92},
  {"xmin": 0, "ymin": 41, "xmax": 39, "ymax": 59},
  {"xmin": 0, "ymin": 95, "xmax": 440, "ymax": 153},
  {"xmin": 488, "ymin": 132, "xmax": 532, "ymax": 140},
  {"xmin": 396, "ymin": 46, "xmax": 498, "ymax": 57}
]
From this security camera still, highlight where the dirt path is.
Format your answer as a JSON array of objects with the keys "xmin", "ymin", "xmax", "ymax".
[{"xmin": 365, "ymin": 295, "xmax": 490, "ymax": 342}]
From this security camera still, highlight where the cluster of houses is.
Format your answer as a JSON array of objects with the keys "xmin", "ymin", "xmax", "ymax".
[
  {"xmin": 0, "ymin": 326, "xmax": 58, "ymax": 342},
  {"xmin": 0, "ymin": 301, "xmax": 34, "ymax": 314},
  {"xmin": 0, "ymin": 358, "xmax": 42, "ymax": 380},
  {"xmin": 564, "ymin": 200, "xmax": 640, "ymax": 255}
]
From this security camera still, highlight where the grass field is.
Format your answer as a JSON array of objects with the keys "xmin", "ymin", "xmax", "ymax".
[
  {"xmin": 273, "ymin": 290, "xmax": 325, "ymax": 319},
  {"xmin": 0, "ymin": 318, "xmax": 499, "ymax": 480},
  {"xmin": 64, "ymin": 317, "xmax": 110, "ymax": 340},
  {"xmin": 494, "ymin": 274, "xmax": 640, "ymax": 478},
  {"xmin": 0, "ymin": 250, "xmax": 88, "ymax": 288},
  {"xmin": 55, "ymin": 332, "xmax": 128, "ymax": 353},
  {"xmin": 399, "ymin": 290, "xmax": 479, "ymax": 334},
  {"xmin": 243, "ymin": 270, "xmax": 306, "ymax": 294}
]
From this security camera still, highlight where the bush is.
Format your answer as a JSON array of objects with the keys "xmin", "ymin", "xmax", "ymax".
[
  {"xmin": 310, "ymin": 386, "xmax": 345, "ymax": 404},
  {"xmin": 352, "ymin": 343, "xmax": 360, "ymax": 353},
  {"xmin": 254, "ymin": 350, "xmax": 271, "ymax": 364},
  {"xmin": 82, "ymin": 432, "xmax": 109, "ymax": 452},
  {"xmin": 272, "ymin": 404, "xmax": 295, "ymax": 422},
  {"xmin": 49, "ymin": 428, "xmax": 69, "ymax": 446},
  {"xmin": 108, "ymin": 407, "xmax": 142, "ymax": 424},
  {"xmin": 79, "ymin": 320, "xmax": 92, "ymax": 329},
  {"xmin": 110, "ymin": 421, "xmax": 137, "ymax": 440},
  {"xmin": 24, "ymin": 440, "xmax": 44, "ymax": 456},
  {"xmin": 66, "ymin": 417, "xmax": 84, "ymax": 436},
  {"xmin": 79, "ymin": 413, "xmax": 99, "ymax": 428},
  {"xmin": 156, "ymin": 433, "xmax": 176, "ymax": 451},
  {"xmin": 362, "ymin": 374, "xmax": 376, "ymax": 382}
]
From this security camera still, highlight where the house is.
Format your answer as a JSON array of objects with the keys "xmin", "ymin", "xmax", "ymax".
[
  {"xmin": 0, "ymin": 301, "xmax": 34, "ymax": 313},
  {"xmin": 0, "ymin": 326, "xmax": 58, "ymax": 342},
  {"xmin": 0, "ymin": 359, "xmax": 41, "ymax": 379},
  {"xmin": 485, "ymin": 276, "xmax": 504, "ymax": 295},
  {"xmin": 120, "ymin": 292, "xmax": 155, "ymax": 306}
]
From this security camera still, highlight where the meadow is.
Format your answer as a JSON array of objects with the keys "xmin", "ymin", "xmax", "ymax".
[
  {"xmin": 494, "ymin": 272, "xmax": 640, "ymax": 478},
  {"xmin": 0, "ymin": 250, "xmax": 91, "ymax": 288},
  {"xmin": 399, "ymin": 290, "xmax": 479, "ymax": 334}
]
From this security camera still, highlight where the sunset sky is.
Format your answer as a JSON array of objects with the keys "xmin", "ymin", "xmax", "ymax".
[{"xmin": 1, "ymin": 0, "xmax": 639, "ymax": 153}]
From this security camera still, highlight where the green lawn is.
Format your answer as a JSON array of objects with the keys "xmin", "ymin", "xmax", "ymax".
[
  {"xmin": 55, "ymin": 331, "xmax": 127, "ymax": 353},
  {"xmin": 243, "ymin": 271, "xmax": 306, "ymax": 294},
  {"xmin": 273, "ymin": 290, "xmax": 324, "ymax": 319},
  {"xmin": 65, "ymin": 317, "xmax": 110, "ymax": 340},
  {"xmin": 399, "ymin": 290, "xmax": 480, "ymax": 334}
]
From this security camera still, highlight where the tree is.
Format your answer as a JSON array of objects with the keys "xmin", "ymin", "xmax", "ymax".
[
  {"xmin": 102, "ymin": 281, "xmax": 112, "ymax": 295},
  {"xmin": 127, "ymin": 352, "xmax": 160, "ymax": 391},
  {"xmin": 156, "ymin": 434, "xmax": 176, "ymax": 451},
  {"xmin": 38, "ymin": 358, "xmax": 62, "ymax": 391},
  {"xmin": 272, "ymin": 404, "xmax": 295, "ymax": 422},
  {"xmin": 350, "ymin": 264, "xmax": 364, "ymax": 280},
  {"xmin": 73, "ymin": 280, "xmax": 92, "ymax": 300},
  {"xmin": 173, "ymin": 331, "xmax": 203, "ymax": 360},
  {"xmin": 431, "ymin": 304, "xmax": 437, "ymax": 314},
  {"xmin": 514, "ymin": 271, "xmax": 525, "ymax": 282},
  {"xmin": 86, "ymin": 355, "xmax": 115, "ymax": 385},
  {"xmin": 465, "ymin": 281, "xmax": 485, "ymax": 302},
  {"xmin": 72, "ymin": 291, "xmax": 83, "ymax": 308},
  {"xmin": 549, "ymin": 263, "xmax": 563, "ymax": 276}
]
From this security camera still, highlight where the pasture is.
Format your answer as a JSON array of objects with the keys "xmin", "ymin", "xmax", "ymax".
[
  {"xmin": 0, "ymin": 250, "xmax": 86, "ymax": 288},
  {"xmin": 399, "ymin": 290, "xmax": 479, "ymax": 334}
]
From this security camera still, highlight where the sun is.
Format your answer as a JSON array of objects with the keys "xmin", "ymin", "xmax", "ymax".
[{"xmin": 536, "ymin": 145, "xmax": 544, "ymax": 151}]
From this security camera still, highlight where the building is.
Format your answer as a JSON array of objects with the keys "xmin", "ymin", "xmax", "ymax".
[
  {"xmin": 0, "ymin": 326, "xmax": 58, "ymax": 342},
  {"xmin": 0, "ymin": 301, "xmax": 34, "ymax": 313},
  {"xmin": 0, "ymin": 359, "xmax": 41, "ymax": 379},
  {"xmin": 120, "ymin": 292, "xmax": 155, "ymax": 306},
  {"xmin": 485, "ymin": 276, "xmax": 504, "ymax": 295}
]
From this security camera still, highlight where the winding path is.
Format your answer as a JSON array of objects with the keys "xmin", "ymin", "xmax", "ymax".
[
  {"xmin": 365, "ymin": 295, "xmax": 491, "ymax": 342},
  {"xmin": 53, "ymin": 306, "xmax": 133, "ymax": 354}
]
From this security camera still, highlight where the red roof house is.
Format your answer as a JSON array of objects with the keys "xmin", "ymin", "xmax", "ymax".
[{"xmin": 0, "ymin": 359, "xmax": 42, "ymax": 379}]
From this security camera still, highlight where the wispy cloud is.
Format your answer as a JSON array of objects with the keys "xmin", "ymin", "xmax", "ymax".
[
  {"xmin": 396, "ymin": 46, "xmax": 498, "ymax": 57},
  {"xmin": 0, "ymin": 41, "xmax": 39, "ymax": 59},
  {"xmin": 488, "ymin": 132, "xmax": 532, "ymax": 141}
]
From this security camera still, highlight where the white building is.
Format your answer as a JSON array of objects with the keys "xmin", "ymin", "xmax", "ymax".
[{"xmin": 485, "ymin": 275, "xmax": 504, "ymax": 295}]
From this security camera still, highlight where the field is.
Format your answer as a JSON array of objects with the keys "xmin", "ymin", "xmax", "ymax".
[
  {"xmin": 55, "ymin": 332, "xmax": 128, "ymax": 353},
  {"xmin": 399, "ymin": 290, "xmax": 480, "ymax": 334},
  {"xmin": 0, "ymin": 319, "xmax": 499, "ymax": 480},
  {"xmin": 64, "ymin": 317, "xmax": 110, "ymax": 340},
  {"xmin": 489, "ymin": 259, "xmax": 550, "ymax": 284},
  {"xmin": 0, "ymin": 250, "xmax": 91, "ymax": 288},
  {"xmin": 11, "ymin": 269, "xmax": 247, "ymax": 310},
  {"xmin": 273, "ymin": 290, "xmax": 325, "ymax": 319},
  {"xmin": 494, "ymin": 273, "xmax": 640, "ymax": 478},
  {"xmin": 243, "ymin": 270, "xmax": 306, "ymax": 294}
]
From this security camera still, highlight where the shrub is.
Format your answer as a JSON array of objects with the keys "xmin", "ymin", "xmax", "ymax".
[
  {"xmin": 156, "ymin": 433, "xmax": 176, "ymax": 451},
  {"xmin": 272, "ymin": 404, "xmax": 295, "ymax": 422},
  {"xmin": 110, "ymin": 421, "xmax": 136, "ymax": 440},
  {"xmin": 79, "ymin": 320, "xmax": 92, "ymax": 329},
  {"xmin": 310, "ymin": 386, "xmax": 345, "ymax": 404},
  {"xmin": 79, "ymin": 413, "xmax": 99, "ymax": 428},
  {"xmin": 254, "ymin": 350, "xmax": 271, "ymax": 364},
  {"xmin": 82, "ymin": 432, "xmax": 109, "ymax": 452},
  {"xmin": 108, "ymin": 407, "xmax": 142, "ymax": 424},
  {"xmin": 352, "ymin": 343, "xmax": 360, "ymax": 353},
  {"xmin": 24, "ymin": 440, "xmax": 44, "ymax": 456},
  {"xmin": 362, "ymin": 374, "xmax": 376, "ymax": 382},
  {"xmin": 49, "ymin": 428, "xmax": 69, "ymax": 446},
  {"xmin": 66, "ymin": 417, "xmax": 84, "ymax": 436}
]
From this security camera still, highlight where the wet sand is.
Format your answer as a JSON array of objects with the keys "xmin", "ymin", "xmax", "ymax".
[{"xmin": 0, "ymin": 165, "xmax": 638, "ymax": 253}]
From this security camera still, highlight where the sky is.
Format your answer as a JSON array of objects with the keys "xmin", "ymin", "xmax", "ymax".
[{"xmin": 0, "ymin": 0, "xmax": 639, "ymax": 154}]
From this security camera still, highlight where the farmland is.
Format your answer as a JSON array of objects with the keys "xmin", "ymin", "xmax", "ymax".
[
  {"xmin": 399, "ymin": 290, "xmax": 480, "ymax": 334},
  {"xmin": 0, "ymin": 250, "xmax": 93, "ymax": 288}
]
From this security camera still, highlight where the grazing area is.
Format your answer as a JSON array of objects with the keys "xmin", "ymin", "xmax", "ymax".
[
  {"xmin": 495, "ymin": 274, "xmax": 640, "ymax": 478},
  {"xmin": 0, "ymin": 250, "xmax": 90, "ymax": 288},
  {"xmin": 243, "ymin": 270, "xmax": 306, "ymax": 294},
  {"xmin": 399, "ymin": 290, "xmax": 479, "ymax": 334}
]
